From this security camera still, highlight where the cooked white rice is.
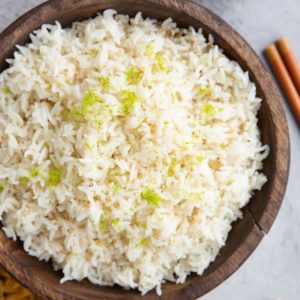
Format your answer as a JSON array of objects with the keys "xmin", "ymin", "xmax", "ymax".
[{"xmin": 0, "ymin": 10, "xmax": 269, "ymax": 295}]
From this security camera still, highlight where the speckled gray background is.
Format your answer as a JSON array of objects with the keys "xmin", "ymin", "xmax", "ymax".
[{"xmin": 0, "ymin": 1, "xmax": 299, "ymax": 299}]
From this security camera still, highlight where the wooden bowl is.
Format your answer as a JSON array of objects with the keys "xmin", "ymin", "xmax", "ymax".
[{"xmin": 0, "ymin": 0, "xmax": 290, "ymax": 299}]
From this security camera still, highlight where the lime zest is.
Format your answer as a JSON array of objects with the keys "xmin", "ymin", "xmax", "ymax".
[
  {"xmin": 0, "ymin": 180, "xmax": 9, "ymax": 192},
  {"xmin": 69, "ymin": 91, "xmax": 102, "ymax": 118},
  {"xmin": 112, "ymin": 218, "xmax": 121, "ymax": 231},
  {"xmin": 138, "ymin": 237, "xmax": 150, "ymax": 247},
  {"xmin": 83, "ymin": 91, "xmax": 101, "ymax": 110},
  {"xmin": 30, "ymin": 168, "xmax": 40, "ymax": 178},
  {"xmin": 199, "ymin": 87, "xmax": 208, "ymax": 95},
  {"xmin": 99, "ymin": 216, "xmax": 107, "ymax": 232},
  {"xmin": 67, "ymin": 91, "xmax": 103, "ymax": 120},
  {"xmin": 203, "ymin": 103, "xmax": 216, "ymax": 117},
  {"xmin": 120, "ymin": 90, "xmax": 139, "ymax": 115},
  {"xmin": 70, "ymin": 106, "xmax": 84, "ymax": 117},
  {"xmin": 112, "ymin": 183, "xmax": 121, "ymax": 193},
  {"xmin": 180, "ymin": 145, "xmax": 189, "ymax": 151},
  {"xmin": 198, "ymin": 86, "xmax": 213, "ymax": 96},
  {"xmin": 167, "ymin": 157, "xmax": 178, "ymax": 177},
  {"xmin": 126, "ymin": 66, "xmax": 144, "ymax": 85},
  {"xmin": 47, "ymin": 167, "xmax": 62, "ymax": 187},
  {"xmin": 155, "ymin": 53, "xmax": 166, "ymax": 71},
  {"xmin": 112, "ymin": 218, "xmax": 120, "ymax": 225},
  {"xmin": 105, "ymin": 104, "xmax": 115, "ymax": 116},
  {"xmin": 144, "ymin": 43, "xmax": 154, "ymax": 57},
  {"xmin": 98, "ymin": 76, "xmax": 111, "ymax": 91},
  {"xmin": 141, "ymin": 188, "xmax": 164, "ymax": 207},
  {"xmin": 196, "ymin": 155, "xmax": 205, "ymax": 163},
  {"xmin": 1, "ymin": 87, "xmax": 11, "ymax": 94},
  {"xmin": 95, "ymin": 120, "xmax": 102, "ymax": 132},
  {"xmin": 20, "ymin": 177, "xmax": 30, "ymax": 184},
  {"xmin": 185, "ymin": 191, "xmax": 204, "ymax": 201},
  {"xmin": 84, "ymin": 141, "xmax": 94, "ymax": 151}
]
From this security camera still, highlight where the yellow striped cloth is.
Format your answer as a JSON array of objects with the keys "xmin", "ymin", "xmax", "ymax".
[{"xmin": 0, "ymin": 266, "xmax": 38, "ymax": 300}]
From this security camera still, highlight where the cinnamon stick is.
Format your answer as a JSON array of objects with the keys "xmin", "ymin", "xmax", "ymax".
[
  {"xmin": 276, "ymin": 37, "xmax": 300, "ymax": 95},
  {"xmin": 265, "ymin": 44, "xmax": 300, "ymax": 122}
]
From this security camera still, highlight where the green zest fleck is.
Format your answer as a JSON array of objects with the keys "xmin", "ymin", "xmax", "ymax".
[
  {"xmin": 112, "ymin": 183, "xmax": 121, "ymax": 193},
  {"xmin": 0, "ymin": 180, "xmax": 9, "ymax": 192},
  {"xmin": 84, "ymin": 141, "xmax": 94, "ymax": 151},
  {"xmin": 112, "ymin": 218, "xmax": 121, "ymax": 231},
  {"xmin": 30, "ymin": 168, "xmax": 40, "ymax": 178},
  {"xmin": 138, "ymin": 237, "xmax": 150, "ymax": 247},
  {"xmin": 141, "ymin": 188, "xmax": 163, "ymax": 207},
  {"xmin": 20, "ymin": 177, "xmax": 30, "ymax": 184},
  {"xmin": 95, "ymin": 120, "xmax": 102, "ymax": 132},
  {"xmin": 112, "ymin": 218, "xmax": 120, "ymax": 225},
  {"xmin": 98, "ymin": 76, "xmax": 111, "ymax": 91},
  {"xmin": 163, "ymin": 121, "xmax": 170, "ymax": 125},
  {"xmin": 69, "ymin": 91, "xmax": 102, "ymax": 119},
  {"xmin": 120, "ymin": 90, "xmax": 139, "ymax": 115},
  {"xmin": 220, "ymin": 143, "xmax": 226, "ymax": 149},
  {"xmin": 171, "ymin": 157, "xmax": 177, "ymax": 165},
  {"xmin": 70, "ymin": 106, "xmax": 83, "ymax": 117},
  {"xmin": 1, "ymin": 87, "xmax": 11, "ymax": 94},
  {"xmin": 155, "ymin": 53, "xmax": 166, "ymax": 71},
  {"xmin": 167, "ymin": 157, "xmax": 178, "ymax": 177},
  {"xmin": 196, "ymin": 155, "xmax": 205, "ymax": 163},
  {"xmin": 99, "ymin": 216, "xmax": 107, "ymax": 232},
  {"xmin": 199, "ymin": 87, "xmax": 208, "ymax": 95},
  {"xmin": 180, "ymin": 145, "xmax": 189, "ymax": 151},
  {"xmin": 126, "ymin": 66, "xmax": 144, "ymax": 85},
  {"xmin": 105, "ymin": 104, "xmax": 114, "ymax": 116},
  {"xmin": 144, "ymin": 43, "xmax": 154, "ymax": 57},
  {"xmin": 185, "ymin": 192, "xmax": 204, "ymax": 201},
  {"xmin": 198, "ymin": 86, "xmax": 213, "ymax": 96},
  {"xmin": 203, "ymin": 103, "xmax": 216, "ymax": 117},
  {"xmin": 66, "ymin": 79, "xmax": 72, "ymax": 85},
  {"xmin": 47, "ymin": 167, "xmax": 62, "ymax": 187},
  {"xmin": 83, "ymin": 91, "xmax": 101, "ymax": 110}
]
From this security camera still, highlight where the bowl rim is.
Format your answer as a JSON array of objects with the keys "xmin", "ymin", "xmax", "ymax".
[{"xmin": 0, "ymin": 0, "xmax": 290, "ymax": 299}]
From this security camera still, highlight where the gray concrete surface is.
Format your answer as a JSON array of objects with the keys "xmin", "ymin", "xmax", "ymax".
[{"xmin": 0, "ymin": 0, "xmax": 299, "ymax": 299}]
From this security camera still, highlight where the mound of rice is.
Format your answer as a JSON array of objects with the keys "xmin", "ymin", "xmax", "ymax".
[{"xmin": 0, "ymin": 10, "xmax": 269, "ymax": 295}]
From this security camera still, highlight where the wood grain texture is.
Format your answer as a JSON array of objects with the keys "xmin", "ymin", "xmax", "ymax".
[{"xmin": 0, "ymin": 0, "xmax": 290, "ymax": 299}]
